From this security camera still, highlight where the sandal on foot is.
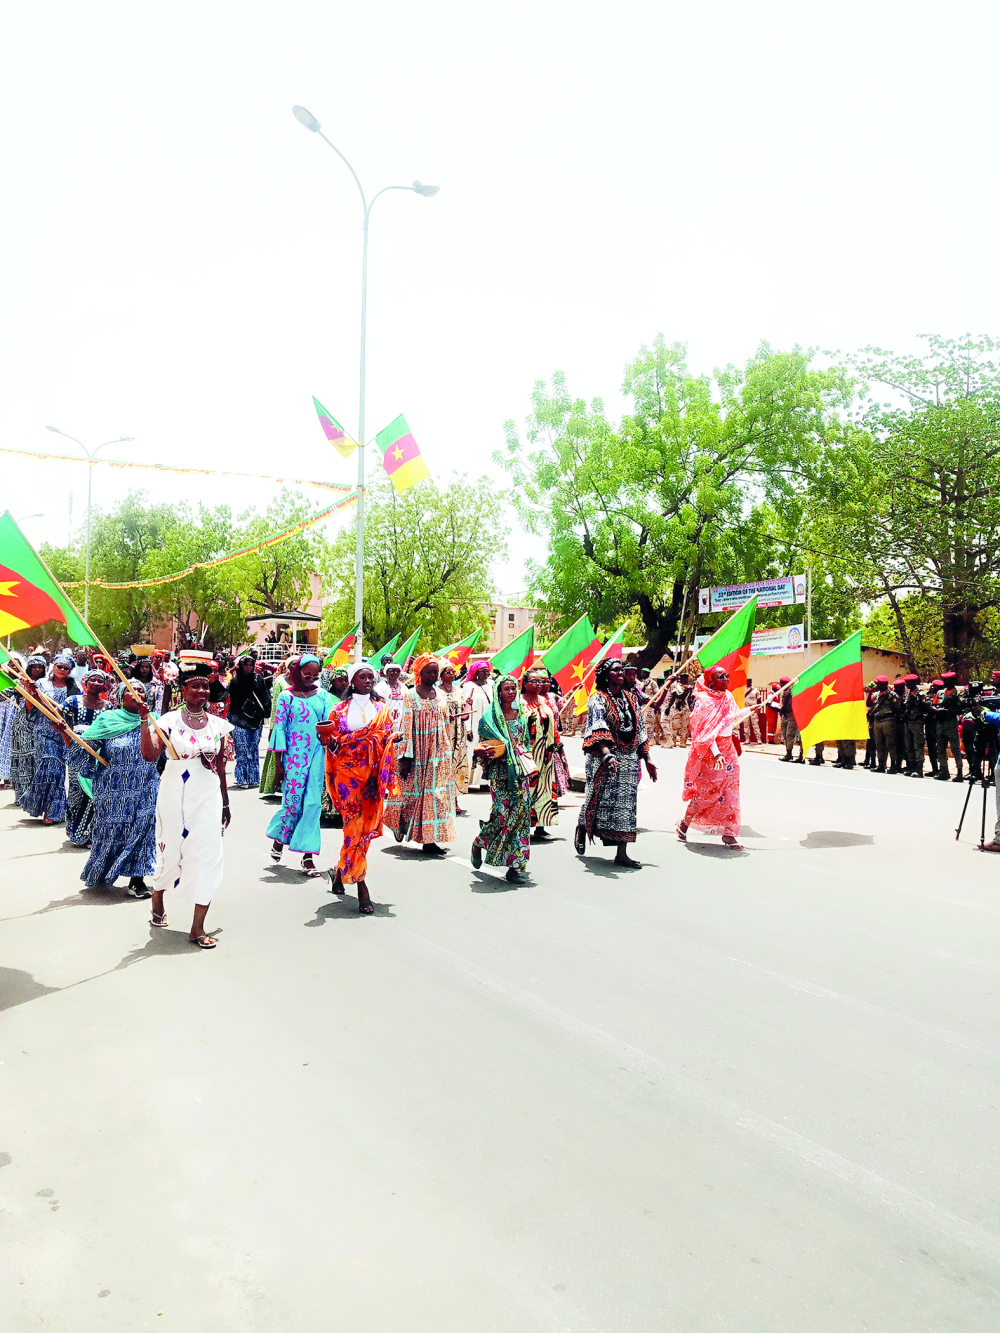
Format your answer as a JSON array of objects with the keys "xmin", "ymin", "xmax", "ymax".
[
  {"xmin": 151, "ymin": 911, "xmax": 168, "ymax": 928},
  {"xmin": 722, "ymin": 838, "xmax": 744, "ymax": 850},
  {"xmin": 358, "ymin": 899, "xmax": 374, "ymax": 915},
  {"xmin": 329, "ymin": 869, "xmax": 346, "ymax": 894},
  {"xmin": 270, "ymin": 842, "xmax": 283, "ymax": 862},
  {"xmin": 191, "ymin": 935, "xmax": 218, "ymax": 948},
  {"xmin": 615, "ymin": 855, "xmax": 642, "ymax": 869},
  {"xmin": 471, "ymin": 839, "xmax": 483, "ymax": 869},
  {"xmin": 676, "ymin": 821, "xmax": 688, "ymax": 843},
  {"xmin": 573, "ymin": 825, "xmax": 586, "ymax": 855},
  {"xmin": 301, "ymin": 858, "xmax": 323, "ymax": 877},
  {"xmin": 505, "ymin": 867, "xmax": 527, "ymax": 884}
]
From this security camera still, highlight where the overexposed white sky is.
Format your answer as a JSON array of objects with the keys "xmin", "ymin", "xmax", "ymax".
[{"xmin": 2, "ymin": 1, "xmax": 997, "ymax": 596}]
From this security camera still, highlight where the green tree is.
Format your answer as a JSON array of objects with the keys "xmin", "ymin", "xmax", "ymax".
[
  {"xmin": 498, "ymin": 338, "xmax": 851, "ymax": 665},
  {"xmin": 321, "ymin": 476, "xmax": 503, "ymax": 651},
  {"xmin": 806, "ymin": 335, "xmax": 1000, "ymax": 677}
]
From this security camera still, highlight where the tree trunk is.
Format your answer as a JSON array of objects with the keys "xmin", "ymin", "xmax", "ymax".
[{"xmin": 634, "ymin": 580, "xmax": 684, "ymax": 669}]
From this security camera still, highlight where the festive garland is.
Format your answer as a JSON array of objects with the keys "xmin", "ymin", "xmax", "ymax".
[{"xmin": 61, "ymin": 490, "xmax": 359, "ymax": 590}]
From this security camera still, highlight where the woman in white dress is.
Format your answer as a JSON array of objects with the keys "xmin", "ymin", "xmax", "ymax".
[{"xmin": 137, "ymin": 658, "xmax": 233, "ymax": 948}]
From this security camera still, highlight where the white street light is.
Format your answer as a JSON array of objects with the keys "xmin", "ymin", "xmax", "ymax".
[
  {"xmin": 45, "ymin": 426, "xmax": 134, "ymax": 620},
  {"xmin": 291, "ymin": 106, "xmax": 439, "ymax": 660}
]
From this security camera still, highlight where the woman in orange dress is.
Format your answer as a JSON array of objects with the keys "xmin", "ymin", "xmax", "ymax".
[
  {"xmin": 322, "ymin": 663, "xmax": 399, "ymax": 914},
  {"xmin": 677, "ymin": 665, "xmax": 745, "ymax": 849}
]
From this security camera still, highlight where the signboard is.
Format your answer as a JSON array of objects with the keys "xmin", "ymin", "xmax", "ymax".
[
  {"xmin": 750, "ymin": 623, "xmax": 805, "ymax": 657},
  {"xmin": 698, "ymin": 575, "xmax": 806, "ymax": 614}
]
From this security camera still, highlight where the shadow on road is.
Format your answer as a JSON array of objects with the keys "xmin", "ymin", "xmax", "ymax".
[
  {"xmin": 0, "ymin": 967, "xmax": 60, "ymax": 1012},
  {"xmin": 469, "ymin": 870, "xmax": 524, "ymax": 893},
  {"xmin": 799, "ymin": 830, "xmax": 875, "ymax": 849},
  {"xmin": 578, "ymin": 856, "xmax": 653, "ymax": 878},
  {"xmin": 0, "ymin": 885, "xmax": 136, "ymax": 923},
  {"xmin": 683, "ymin": 843, "xmax": 750, "ymax": 859},
  {"xmin": 304, "ymin": 898, "xmax": 396, "ymax": 925}
]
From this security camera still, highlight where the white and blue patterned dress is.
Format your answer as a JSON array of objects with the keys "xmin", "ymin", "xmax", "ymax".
[
  {"xmin": 80, "ymin": 727, "xmax": 159, "ymax": 887},
  {"xmin": 20, "ymin": 682, "xmax": 69, "ymax": 822},
  {"xmin": 62, "ymin": 696, "xmax": 103, "ymax": 846}
]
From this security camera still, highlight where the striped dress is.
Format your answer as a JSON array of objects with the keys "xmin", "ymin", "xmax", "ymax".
[{"xmin": 383, "ymin": 689, "xmax": 456, "ymax": 845}]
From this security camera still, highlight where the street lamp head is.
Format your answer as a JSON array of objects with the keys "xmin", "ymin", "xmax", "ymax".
[
  {"xmin": 292, "ymin": 105, "xmax": 321, "ymax": 132},
  {"xmin": 120, "ymin": 437, "xmax": 135, "ymax": 443},
  {"xmin": 412, "ymin": 181, "xmax": 439, "ymax": 197},
  {"xmin": 45, "ymin": 425, "xmax": 60, "ymax": 433}
]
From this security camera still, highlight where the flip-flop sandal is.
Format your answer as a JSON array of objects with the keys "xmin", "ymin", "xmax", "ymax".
[
  {"xmin": 151, "ymin": 911, "xmax": 168, "ymax": 928},
  {"xmin": 676, "ymin": 821, "xmax": 688, "ymax": 843},
  {"xmin": 191, "ymin": 935, "xmax": 218, "ymax": 948},
  {"xmin": 328, "ymin": 870, "xmax": 346, "ymax": 894},
  {"xmin": 358, "ymin": 901, "xmax": 374, "ymax": 915}
]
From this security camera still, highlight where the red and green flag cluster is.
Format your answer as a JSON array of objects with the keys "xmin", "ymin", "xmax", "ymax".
[
  {"xmin": 375, "ymin": 415, "xmax": 430, "ymax": 495},
  {"xmin": 435, "ymin": 628, "xmax": 483, "ymax": 669},
  {"xmin": 541, "ymin": 615, "xmax": 603, "ymax": 694},
  {"xmin": 312, "ymin": 397, "xmax": 358, "ymax": 461},
  {"xmin": 0, "ymin": 512, "xmax": 96, "ymax": 645},
  {"xmin": 366, "ymin": 633, "xmax": 401, "ymax": 670},
  {"xmin": 791, "ymin": 630, "xmax": 868, "ymax": 748},
  {"xmin": 323, "ymin": 620, "xmax": 360, "ymax": 669},
  {"xmin": 491, "ymin": 624, "xmax": 535, "ymax": 681},
  {"xmin": 572, "ymin": 620, "xmax": 629, "ymax": 712},
  {"xmin": 392, "ymin": 627, "xmax": 422, "ymax": 667},
  {"xmin": 694, "ymin": 595, "xmax": 757, "ymax": 707}
]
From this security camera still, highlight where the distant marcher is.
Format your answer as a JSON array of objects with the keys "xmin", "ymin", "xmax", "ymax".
[
  {"xmin": 131, "ymin": 657, "xmax": 164, "ymax": 713},
  {"xmin": 437, "ymin": 661, "xmax": 470, "ymax": 815},
  {"xmin": 574, "ymin": 659, "xmax": 657, "ymax": 867},
  {"xmin": 933, "ymin": 672, "xmax": 965, "ymax": 782},
  {"xmin": 21, "ymin": 652, "xmax": 76, "ymax": 824},
  {"xmin": 520, "ymin": 666, "xmax": 567, "ymax": 837},
  {"xmin": 138, "ymin": 660, "xmax": 233, "ymax": 946},
  {"xmin": 6, "ymin": 654, "xmax": 47, "ymax": 805},
  {"xmin": 62, "ymin": 668, "xmax": 109, "ymax": 846},
  {"xmin": 227, "ymin": 651, "xmax": 272, "ymax": 789},
  {"xmin": 677, "ymin": 666, "xmax": 745, "ymax": 849},
  {"xmin": 258, "ymin": 662, "xmax": 290, "ymax": 797},
  {"xmin": 80, "ymin": 681, "xmax": 159, "ymax": 896},
  {"xmin": 777, "ymin": 678, "xmax": 804, "ymax": 763},
  {"xmin": 266, "ymin": 654, "xmax": 334, "ymax": 876},
  {"xmin": 472, "ymin": 674, "xmax": 537, "ymax": 883},
  {"xmin": 384, "ymin": 654, "xmax": 456, "ymax": 855},
  {"xmin": 463, "ymin": 660, "xmax": 494, "ymax": 788}
]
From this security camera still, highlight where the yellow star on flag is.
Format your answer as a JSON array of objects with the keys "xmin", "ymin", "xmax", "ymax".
[
  {"xmin": 570, "ymin": 662, "xmax": 587, "ymax": 680},
  {"xmin": 818, "ymin": 679, "xmax": 837, "ymax": 704},
  {"xmin": 392, "ymin": 445, "xmax": 405, "ymax": 461},
  {"xmin": 0, "ymin": 581, "xmax": 19, "ymax": 597}
]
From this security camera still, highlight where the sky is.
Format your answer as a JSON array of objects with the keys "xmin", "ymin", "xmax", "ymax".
[{"xmin": 2, "ymin": 0, "xmax": 997, "ymax": 600}]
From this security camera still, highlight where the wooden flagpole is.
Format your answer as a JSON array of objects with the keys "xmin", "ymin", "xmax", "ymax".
[{"xmin": 1, "ymin": 658, "xmax": 107, "ymax": 766}]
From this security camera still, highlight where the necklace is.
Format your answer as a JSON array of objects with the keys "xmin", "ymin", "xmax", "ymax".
[{"xmin": 181, "ymin": 705, "xmax": 207, "ymax": 725}]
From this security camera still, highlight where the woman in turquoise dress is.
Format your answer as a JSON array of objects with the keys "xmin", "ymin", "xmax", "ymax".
[
  {"xmin": 471, "ymin": 674, "xmax": 538, "ymax": 884},
  {"xmin": 266, "ymin": 654, "xmax": 334, "ymax": 876}
]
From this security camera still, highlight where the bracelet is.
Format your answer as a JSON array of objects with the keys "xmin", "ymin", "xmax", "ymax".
[{"xmin": 222, "ymin": 804, "xmax": 230, "ymax": 811}]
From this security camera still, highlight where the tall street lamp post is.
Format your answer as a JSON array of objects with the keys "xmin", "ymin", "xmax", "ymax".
[
  {"xmin": 291, "ymin": 105, "xmax": 438, "ymax": 660},
  {"xmin": 45, "ymin": 427, "xmax": 134, "ymax": 620}
]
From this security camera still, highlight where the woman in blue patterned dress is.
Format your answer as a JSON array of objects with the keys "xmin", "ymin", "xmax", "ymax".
[
  {"xmin": 266, "ymin": 654, "xmax": 334, "ymax": 876},
  {"xmin": 62, "ymin": 668, "xmax": 109, "ymax": 846},
  {"xmin": 20, "ymin": 652, "xmax": 76, "ymax": 824},
  {"xmin": 0, "ymin": 650, "xmax": 26, "ymax": 788},
  {"xmin": 6, "ymin": 654, "xmax": 46, "ymax": 805},
  {"xmin": 471, "ymin": 674, "xmax": 537, "ymax": 884},
  {"xmin": 79, "ymin": 681, "xmax": 159, "ymax": 896}
]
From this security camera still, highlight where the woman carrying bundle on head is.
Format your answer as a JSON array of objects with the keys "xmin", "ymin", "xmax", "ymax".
[
  {"xmin": 136, "ymin": 655, "xmax": 234, "ymax": 946},
  {"xmin": 574, "ymin": 658, "xmax": 658, "ymax": 867},
  {"xmin": 321, "ymin": 662, "xmax": 400, "ymax": 914},
  {"xmin": 79, "ymin": 680, "xmax": 160, "ymax": 896},
  {"xmin": 265, "ymin": 654, "xmax": 334, "ymax": 876},
  {"xmin": 677, "ymin": 664, "xmax": 746, "ymax": 850},
  {"xmin": 471, "ymin": 674, "xmax": 537, "ymax": 884}
]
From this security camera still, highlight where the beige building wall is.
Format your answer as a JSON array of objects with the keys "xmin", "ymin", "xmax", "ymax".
[{"xmin": 487, "ymin": 604, "xmax": 539, "ymax": 654}]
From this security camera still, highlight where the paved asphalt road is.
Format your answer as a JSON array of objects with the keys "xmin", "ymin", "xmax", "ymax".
[{"xmin": 2, "ymin": 739, "xmax": 999, "ymax": 1331}]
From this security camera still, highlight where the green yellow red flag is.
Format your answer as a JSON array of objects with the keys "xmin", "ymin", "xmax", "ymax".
[
  {"xmin": 791, "ymin": 630, "xmax": 868, "ymax": 748},
  {"xmin": 572, "ymin": 620, "xmax": 630, "ymax": 714},
  {"xmin": 323, "ymin": 620, "xmax": 360, "ymax": 668},
  {"xmin": 541, "ymin": 614, "xmax": 603, "ymax": 694},
  {"xmin": 366, "ymin": 633, "xmax": 401, "ymax": 670},
  {"xmin": 0, "ymin": 512, "xmax": 97, "ymax": 644},
  {"xmin": 392, "ymin": 627, "xmax": 422, "ymax": 667},
  {"xmin": 0, "ymin": 644, "xmax": 19, "ymax": 692},
  {"xmin": 312, "ymin": 397, "xmax": 358, "ymax": 460},
  {"xmin": 491, "ymin": 625, "xmax": 535, "ymax": 681},
  {"xmin": 435, "ymin": 628, "xmax": 483, "ymax": 669},
  {"xmin": 375, "ymin": 415, "xmax": 431, "ymax": 494},
  {"xmin": 693, "ymin": 595, "xmax": 757, "ymax": 707}
]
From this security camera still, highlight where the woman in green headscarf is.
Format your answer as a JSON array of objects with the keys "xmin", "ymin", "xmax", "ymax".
[
  {"xmin": 471, "ymin": 674, "xmax": 538, "ymax": 884},
  {"xmin": 79, "ymin": 681, "xmax": 160, "ymax": 897}
]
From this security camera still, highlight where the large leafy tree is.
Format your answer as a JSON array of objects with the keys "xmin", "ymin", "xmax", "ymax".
[
  {"xmin": 321, "ymin": 476, "xmax": 503, "ymax": 651},
  {"xmin": 806, "ymin": 335, "xmax": 1000, "ymax": 677},
  {"xmin": 498, "ymin": 338, "xmax": 851, "ymax": 665}
]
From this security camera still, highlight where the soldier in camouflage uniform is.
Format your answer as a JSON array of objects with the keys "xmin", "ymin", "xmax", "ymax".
[
  {"xmin": 902, "ymin": 673, "xmax": 926, "ymax": 778},
  {"xmin": 924, "ymin": 678, "xmax": 942, "ymax": 776},
  {"xmin": 932, "ymin": 671, "xmax": 965, "ymax": 782},
  {"xmin": 871, "ymin": 675, "xmax": 902, "ymax": 773}
]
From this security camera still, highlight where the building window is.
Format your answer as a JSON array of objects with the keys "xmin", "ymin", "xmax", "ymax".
[{"xmin": 508, "ymin": 613, "xmax": 515, "ymax": 625}]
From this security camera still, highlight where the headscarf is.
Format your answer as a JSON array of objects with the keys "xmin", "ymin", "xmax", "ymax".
[
  {"xmin": 411, "ymin": 652, "xmax": 440, "ymax": 681},
  {"xmin": 468, "ymin": 659, "xmax": 490, "ymax": 677},
  {"xmin": 688, "ymin": 673, "xmax": 741, "ymax": 747},
  {"xmin": 52, "ymin": 652, "xmax": 74, "ymax": 669},
  {"xmin": 80, "ymin": 681, "xmax": 152, "ymax": 745},
  {"xmin": 477, "ymin": 674, "xmax": 525, "ymax": 792},
  {"xmin": 347, "ymin": 661, "xmax": 375, "ymax": 687},
  {"xmin": 26, "ymin": 654, "xmax": 47, "ymax": 672}
]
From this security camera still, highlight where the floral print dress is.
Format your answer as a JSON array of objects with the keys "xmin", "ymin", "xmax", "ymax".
[{"xmin": 478, "ymin": 713, "xmax": 534, "ymax": 871}]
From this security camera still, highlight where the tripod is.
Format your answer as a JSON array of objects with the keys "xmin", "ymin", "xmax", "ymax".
[{"xmin": 955, "ymin": 767, "xmax": 995, "ymax": 848}]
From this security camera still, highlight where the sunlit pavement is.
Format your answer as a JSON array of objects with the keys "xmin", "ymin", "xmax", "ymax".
[{"xmin": 2, "ymin": 740, "xmax": 998, "ymax": 1331}]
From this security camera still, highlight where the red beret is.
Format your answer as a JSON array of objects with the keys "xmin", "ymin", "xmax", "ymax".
[
  {"xmin": 779, "ymin": 676, "xmax": 791, "ymax": 684},
  {"xmin": 942, "ymin": 671, "xmax": 957, "ymax": 681},
  {"xmin": 904, "ymin": 674, "xmax": 919, "ymax": 682},
  {"xmin": 875, "ymin": 674, "xmax": 889, "ymax": 683},
  {"xmin": 931, "ymin": 678, "xmax": 944, "ymax": 687}
]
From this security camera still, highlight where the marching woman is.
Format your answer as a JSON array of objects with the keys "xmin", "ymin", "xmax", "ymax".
[
  {"xmin": 6, "ymin": 654, "xmax": 47, "ymax": 806},
  {"xmin": 520, "ymin": 666, "xmax": 568, "ymax": 840},
  {"xmin": 227, "ymin": 651, "xmax": 272, "ymax": 789},
  {"xmin": 265, "ymin": 654, "xmax": 334, "ymax": 876},
  {"xmin": 321, "ymin": 663, "xmax": 399, "ymax": 914},
  {"xmin": 463, "ymin": 660, "xmax": 494, "ymax": 790},
  {"xmin": 62, "ymin": 667, "xmax": 109, "ymax": 847},
  {"xmin": 437, "ymin": 661, "xmax": 470, "ymax": 815},
  {"xmin": 258, "ymin": 660, "xmax": 290, "ymax": 798},
  {"xmin": 677, "ymin": 665, "xmax": 745, "ymax": 850},
  {"xmin": 21, "ymin": 652, "xmax": 76, "ymax": 825},
  {"xmin": 137, "ymin": 658, "xmax": 233, "ymax": 947},
  {"xmin": 80, "ymin": 681, "xmax": 159, "ymax": 896},
  {"xmin": 0, "ymin": 650, "xmax": 27, "ymax": 790},
  {"xmin": 471, "ymin": 674, "xmax": 537, "ymax": 884},
  {"xmin": 383, "ymin": 654, "xmax": 456, "ymax": 855},
  {"xmin": 574, "ymin": 658, "xmax": 658, "ymax": 867}
]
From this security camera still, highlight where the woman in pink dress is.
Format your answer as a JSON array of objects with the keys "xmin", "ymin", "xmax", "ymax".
[{"xmin": 677, "ymin": 665, "xmax": 745, "ymax": 849}]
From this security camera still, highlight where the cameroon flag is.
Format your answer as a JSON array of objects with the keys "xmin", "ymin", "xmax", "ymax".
[
  {"xmin": 323, "ymin": 620, "xmax": 360, "ymax": 668},
  {"xmin": 694, "ymin": 595, "xmax": 757, "ymax": 707},
  {"xmin": 435, "ymin": 628, "xmax": 483, "ymax": 669},
  {"xmin": 0, "ymin": 512, "xmax": 96, "ymax": 644},
  {"xmin": 542, "ymin": 614, "xmax": 603, "ymax": 693},
  {"xmin": 791, "ymin": 630, "xmax": 868, "ymax": 748},
  {"xmin": 572, "ymin": 620, "xmax": 629, "ymax": 714},
  {"xmin": 312, "ymin": 397, "xmax": 358, "ymax": 460},
  {"xmin": 366, "ymin": 633, "xmax": 401, "ymax": 670},
  {"xmin": 392, "ymin": 627, "xmax": 422, "ymax": 667},
  {"xmin": 375, "ymin": 415, "xmax": 431, "ymax": 495},
  {"xmin": 491, "ymin": 624, "xmax": 534, "ymax": 681}
]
